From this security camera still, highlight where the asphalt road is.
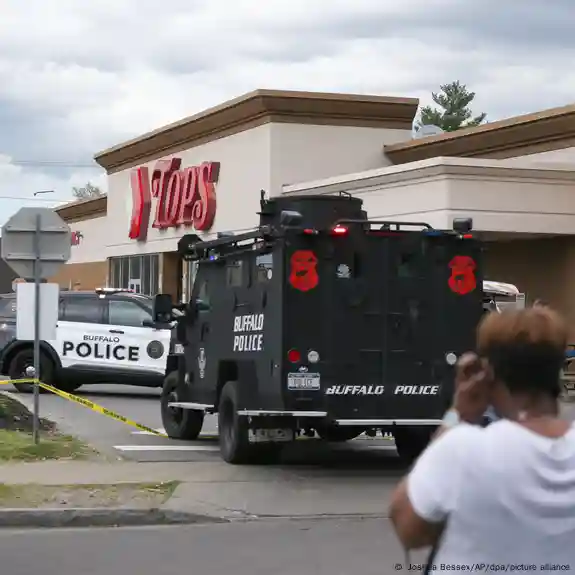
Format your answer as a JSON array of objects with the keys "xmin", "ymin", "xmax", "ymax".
[
  {"xmin": 0, "ymin": 518, "xmax": 431, "ymax": 575},
  {"xmin": 6, "ymin": 383, "xmax": 402, "ymax": 465},
  {"xmin": 7, "ymin": 382, "xmax": 575, "ymax": 465}
]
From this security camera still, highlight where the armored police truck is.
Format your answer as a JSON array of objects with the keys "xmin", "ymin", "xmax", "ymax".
[{"xmin": 150, "ymin": 193, "xmax": 484, "ymax": 464}]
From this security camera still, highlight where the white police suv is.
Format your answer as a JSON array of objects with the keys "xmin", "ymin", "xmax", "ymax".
[{"xmin": 0, "ymin": 288, "xmax": 174, "ymax": 393}]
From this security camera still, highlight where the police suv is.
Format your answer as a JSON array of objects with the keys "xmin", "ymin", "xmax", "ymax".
[
  {"xmin": 0, "ymin": 288, "xmax": 173, "ymax": 393},
  {"xmin": 149, "ymin": 193, "xmax": 484, "ymax": 464}
]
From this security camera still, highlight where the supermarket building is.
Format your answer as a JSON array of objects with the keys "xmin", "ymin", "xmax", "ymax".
[{"xmin": 51, "ymin": 89, "xmax": 575, "ymax": 326}]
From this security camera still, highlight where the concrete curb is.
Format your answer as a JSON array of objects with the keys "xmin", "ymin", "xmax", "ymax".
[{"xmin": 0, "ymin": 508, "xmax": 229, "ymax": 528}]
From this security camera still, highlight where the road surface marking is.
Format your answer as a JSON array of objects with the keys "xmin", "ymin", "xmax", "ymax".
[
  {"xmin": 131, "ymin": 428, "xmax": 219, "ymax": 438},
  {"xmin": 131, "ymin": 428, "xmax": 166, "ymax": 436},
  {"xmin": 114, "ymin": 444, "xmax": 220, "ymax": 452}
]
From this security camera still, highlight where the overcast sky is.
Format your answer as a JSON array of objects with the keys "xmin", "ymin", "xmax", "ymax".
[{"xmin": 1, "ymin": 0, "xmax": 574, "ymax": 226}]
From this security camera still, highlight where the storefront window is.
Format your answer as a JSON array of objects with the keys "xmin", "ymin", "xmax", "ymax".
[{"xmin": 109, "ymin": 254, "xmax": 159, "ymax": 295}]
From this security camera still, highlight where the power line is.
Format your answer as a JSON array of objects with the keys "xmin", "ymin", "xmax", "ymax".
[
  {"xmin": 9, "ymin": 160, "xmax": 101, "ymax": 169},
  {"xmin": 0, "ymin": 196, "xmax": 72, "ymax": 202}
]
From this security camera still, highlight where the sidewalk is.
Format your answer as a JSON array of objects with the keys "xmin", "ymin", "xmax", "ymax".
[
  {"xmin": 0, "ymin": 460, "xmax": 394, "ymax": 520},
  {"xmin": 0, "ymin": 459, "xmax": 283, "ymax": 485}
]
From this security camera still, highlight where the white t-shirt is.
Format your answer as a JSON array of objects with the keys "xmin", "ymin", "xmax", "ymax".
[{"xmin": 407, "ymin": 420, "xmax": 575, "ymax": 572}]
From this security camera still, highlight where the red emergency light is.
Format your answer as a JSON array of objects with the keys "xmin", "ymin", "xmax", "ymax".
[
  {"xmin": 331, "ymin": 225, "xmax": 348, "ymax": 235},
  {"xmin": 287, "ymin": 348, "xmax": 301, "ymax": 363}
]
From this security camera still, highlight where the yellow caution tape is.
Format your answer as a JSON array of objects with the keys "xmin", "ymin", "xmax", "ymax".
[
  {"xmin": 0, "ymin": 379, "xmax": 394, "ymax": 442},
  {"xmin": 0, "ymin": 378, "xmax": 167, "ymax": 437}
]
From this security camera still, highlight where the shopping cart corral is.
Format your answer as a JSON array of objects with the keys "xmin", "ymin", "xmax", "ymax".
[{"xmin": 483, "ymin": 280, "xmax": 525, "ymax": 314}]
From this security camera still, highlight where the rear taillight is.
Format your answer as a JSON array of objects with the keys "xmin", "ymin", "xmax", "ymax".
[
  {"xmin": 287, "ymin": 348, "xmax": 301, "ymax": 363},
  {"xmin": 331, "ymin": 225, "xmax": 348, "ymax": 235}
]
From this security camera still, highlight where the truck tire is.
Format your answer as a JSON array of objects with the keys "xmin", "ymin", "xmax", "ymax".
[
  {"xmin": 316, "ymin": 425, "xmax": 365, "ymax": 442},
  {"xmin": 8, "ymin": 348, "xmax": 53, "ymax": 394},
  {"xmin": 393, "ymin": 426, "xmax": 436, "ymax": 465},
  {"xmin": 218, "ymin": 381, "xmax": 252, "ymax": 464},
  {"xmin": 161, "ymin": 372, "xmax": 204, "ymax": 440}
]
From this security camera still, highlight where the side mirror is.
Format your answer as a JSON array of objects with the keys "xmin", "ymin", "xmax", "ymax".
[
  {"xmin": 453, "ymin": 217, "xmax": 473, "ymax": 234},
  {"xmin": 152, "ymin": 293, "xmax": 174, "ymax": 323},
  {"xmin": 142, "ymin": 319, "xmax": 155, "ymax": 328}
]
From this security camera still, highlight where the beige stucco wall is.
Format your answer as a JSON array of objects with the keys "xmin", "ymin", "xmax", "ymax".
[
  {"xmin": 485, "ymin": 237, "xmax": 575, "ymax": 338},
  {"xmin": 103, "ymin": 122, "xmax": 413, "ymax": 258},
  {"xmin": 268, "ymin": 123, "xmax": 410, "ymax": 194},
  {"xmin": 105, "ymin": 124, "xmax": 272, "ymax": 258},
  {"xmin": 49, "ymin": 261, "xmax": 108, "ymax": 291},
  {"xmin": 282, "ymin": 157, "xmax": 575, "ymax": 235},
  {"xmin": 66, "ymin": 216, "xmax": 107, "ymax": 264},
  {"xmin": 520, "ymin": 147, "xmax": 575, "ymax": 164},
  {"xmin": 48, "ymin": 216, "xmax": 108, "ymax": 289}
]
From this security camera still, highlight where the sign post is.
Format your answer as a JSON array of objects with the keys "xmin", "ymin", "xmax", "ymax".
[{"xmin": 1, "ymin": 207, "xmax": 71, "ymax": 443}]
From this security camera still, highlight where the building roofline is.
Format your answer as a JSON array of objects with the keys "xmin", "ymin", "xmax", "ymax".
[
  {"xmin": 94, "ymin": 89, "xmax": 419, "ymax": 173},
  {"xmin": 282, "ymin": 156, "xmax": 575, "ymax": 197},
  {"xmin": 55, "ymin": 195, "xmax": 107, "ymax": 222},
  {"xmin": 385, "ymin": 103, "xmax": 575, "ymax": 163}
]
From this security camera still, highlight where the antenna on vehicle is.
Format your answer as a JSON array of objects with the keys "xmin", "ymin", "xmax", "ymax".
[
  {"xmin": 413, "ymin": 124, "xmax": 445, "ymax": 139},
  {"xmin": 260, "ymin": 190, "xmax": 268, "ymax": 211},
  {"xmin": 338, "ymin": 191, "xmax": 352, "ymax": 199}
]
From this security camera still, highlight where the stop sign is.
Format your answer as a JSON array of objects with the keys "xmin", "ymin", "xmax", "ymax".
[{"xmin": 1, "ymin": 207, "xmax": 71, "ymax": 279}]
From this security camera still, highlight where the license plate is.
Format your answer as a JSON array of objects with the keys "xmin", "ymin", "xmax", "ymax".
[
  {"xmin": 287, "ymin": 373, "xmax": 320, "ymax": 391},
  {"xmin": 249, "ymin": 429, "xmax": 294, "ymax": 443}
]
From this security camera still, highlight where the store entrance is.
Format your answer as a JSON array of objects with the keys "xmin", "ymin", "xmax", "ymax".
[
  {"xmin": 161, "ymin": 252, "xmax": 183, "ymax": 302},
  {"xmin": 109, "ymin": 254, "xmax": 159, "ymax": 296},
  {"xmin": 128, "ymin": 279, "xmax": 142, "ymax": 293}
]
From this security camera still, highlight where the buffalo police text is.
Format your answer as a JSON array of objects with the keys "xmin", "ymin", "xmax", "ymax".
[
  {"xmin": 62, "ymin": 335, "xmax": 139, "ymax": 361},
  {"xmin": 233, "ymin": 314, "xmax": 264, "ymax": 352}
]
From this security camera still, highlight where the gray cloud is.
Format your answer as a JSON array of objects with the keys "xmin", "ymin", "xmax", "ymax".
[{"xmin": 0, "ymin": 0, "xmax": 574, "ymax": 224}]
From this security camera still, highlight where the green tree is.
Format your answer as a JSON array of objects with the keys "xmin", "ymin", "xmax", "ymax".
[
  {"xmin": 72, "ymin": 182, "xmax": 103, "ymax": 200},
  {"xmin": 417, "ymin": 81, "xmax": 487, "ymax": 132}
]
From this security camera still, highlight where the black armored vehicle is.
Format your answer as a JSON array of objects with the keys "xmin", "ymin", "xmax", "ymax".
[{"xmin": 151, "ymin": 193, "xmax": 484, "ymax": 464}]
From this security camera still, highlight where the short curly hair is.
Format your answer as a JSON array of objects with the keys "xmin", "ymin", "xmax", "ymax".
[{"xmin": 477, "ymin": 307, "xmax": 567, "ymax": 398}]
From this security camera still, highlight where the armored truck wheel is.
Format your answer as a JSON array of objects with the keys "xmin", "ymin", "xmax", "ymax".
[
  {"xmin": 218, "ymin": 381, "xmax": 252, "ymax": 464},
  {"xmin": 393, "ymin": 426, "xmax": 436, "ymax": 464},
  {"xmin": 316, "ymin": 425, "xmax": 365, "ymax": 442},
  {"xmin": 161, "ymin": 372, "xmax": 204, "ymax": 440}
]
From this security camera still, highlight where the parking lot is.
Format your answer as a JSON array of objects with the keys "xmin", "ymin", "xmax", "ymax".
[
  {"xmin": 5, "ymin": 382, "xmax": 404, "ymax": 467},
  {"xmin": 8, "ymin": 382, "xmax": 575, "ymax": 465}
]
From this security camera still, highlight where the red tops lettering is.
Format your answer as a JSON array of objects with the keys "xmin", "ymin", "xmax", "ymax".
[
  {"xmin": 129, "ymin": 158, "xmax": 219, "ymax": 242},
  {"xmin": 71, "ymin": 231, "xmax": 83, "ymax": 246}
]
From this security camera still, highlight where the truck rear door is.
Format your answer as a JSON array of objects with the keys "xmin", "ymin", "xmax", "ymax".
[
  {"xmin": 281, "ymin": 226, "xmax": 483, "ymax": 422},
  {"xmin": 382, "ymin": 231, "xmax": 483, "ymax": 422}
]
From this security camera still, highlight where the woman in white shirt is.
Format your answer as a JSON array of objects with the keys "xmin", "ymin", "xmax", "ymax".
[{"xmin": 390, "ymin": 307, "xmax": 575, "ymax": 571}]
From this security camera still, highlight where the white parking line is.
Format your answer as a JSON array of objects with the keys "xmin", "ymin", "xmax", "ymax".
[
  {"xmin": 114, "ymin": 445, "xmax": 220, "ymax": 452},
  {"xmin": 131, "ymin": 428, "xmax": 218, "ymax": 437}
]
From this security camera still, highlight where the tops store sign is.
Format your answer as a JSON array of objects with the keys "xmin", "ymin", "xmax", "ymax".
[
  {"xmin": 71, "ymin": 231, "xmax": 83, "ymax": 246},
  {"xmin": 128, "ymin": 157, "xmax": 220, "ymax": 242}
]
